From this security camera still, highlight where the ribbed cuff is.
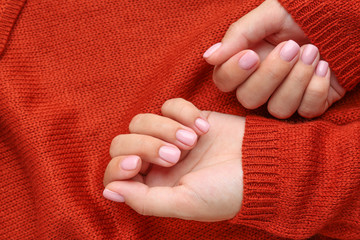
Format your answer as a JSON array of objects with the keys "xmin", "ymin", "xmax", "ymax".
[
  {"xmin": 230, "ymin": 115, "xmax": 357, "ymax": 239},
  {"xmin": 230, "ymin": 116, "xmax": 280, "ymax": 230},
  {"xmin": 0, "ymin": 0, "xmax": 26, "ymax": 55},
  {"xmin": 278, "ymin": 0, "xmax": 360, "ymax": 91}
]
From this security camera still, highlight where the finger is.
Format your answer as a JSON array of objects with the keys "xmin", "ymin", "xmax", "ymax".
[
  {"xmin": 213, "ymin": 41, "xmax": 278, "ymax": 92},
  {"xmin": 236, "ymin": 40, "xmax": 300, "ymax": 109},
  {"xmin": 110, "ymin": 134, "xmax": 181, "ymax": 167},
  {"xmin": 129, "ymin": 113, "xmax": 198, "ymax": 150},
  {"xmin": 103, "ymin": 180, "xmax": 201, "ymax": 220},
  {"xmin": 161, "ymin": 98, "xmax": 210, "ymax": 135},
  {"xmin": 103, "ymin": 155, "xmax": 142, "ymax": 187},
  {"xmin": 203, "ymin": 0, "xmax": 288, "ymax": 65},
  {"xmin": 212, "ymin": 50, "xmax": 260, "ymax": 92},
  {"xmin": 268, "ymin": 44, "xmax": 320, "ymax": 119},
  {"xmin": 298, "ymin": 61, "xmax": 331, "ymax": 118},
  {"xmin": 327, "ymin": 71, "xmax": 346, "ymax": 106}
]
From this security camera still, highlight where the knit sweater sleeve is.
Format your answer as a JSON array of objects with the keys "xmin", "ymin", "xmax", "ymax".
[
  {"xmin": 230, "ymin": 2, "xmax": 360, "ymax": 237},
  {"xmin": 230, "ymin": 115, "xmax": 360, "ymax": 239},
  {"xmin": 278, "ymin": 0, "xmax": 360, "ymax": 91},
  {"xmin": 0, "ymin": 0, "xmax": 26, "ymax": 55}
]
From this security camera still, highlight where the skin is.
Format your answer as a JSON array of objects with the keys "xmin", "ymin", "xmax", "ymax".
[
  {"xmin": 103, "ymin": 98, "xmax": 245, "ymax": 221},
  {"xmin": 103, "ymin": 0, "xmax": 348, "ymax": 222},
  {"xmin": 204, "ymin": 0, "xmax": 346, "ymax": 119}
]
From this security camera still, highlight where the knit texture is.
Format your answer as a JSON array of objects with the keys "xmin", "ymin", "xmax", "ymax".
[
  {"xmin": 278, "ymin": 0, "xmax": 360, "ymax": 91},
  {"xmin": 0, "ymin": 0, "xmax": 25, "ymax": 54},
  {"xmin": 0, "ymin": 0, "xmax": 359, "ymax": 239}
]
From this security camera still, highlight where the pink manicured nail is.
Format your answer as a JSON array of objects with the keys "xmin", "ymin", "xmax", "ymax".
[
  {"xmin": 316, "ymin": 60, "xmax": 329, "ymax": 77},
  {"xmin": 158, "ymin": 146, "xmax": 181, "ymax": 164},
  {"xmin": 176, "ymin": 129, "xmax": 197, "ymax": 146},
  {"xmin": 301, "ymin": 45, "xmax": 318, "ymax": 65},
  {"xmin": 280, "ymin": 40, "xmax": 300, "ymax": 62},
  {"xmin": 120, "ymin": 156, "xmax": 139, "ymax": 171},
  {"xmin": 103, "ymin": 189, "xmax": 125, "ymax": 202},
  {"xmin": 203, "ymin": 42, "xmax": 222, "ymax": 58},
  {"xmin": 195, "ymin": 118, "xmax": 210, "ymax": 133},
  {"xmin": 238, "ymin": 50, "xmax": 259, "ymax": 70}
]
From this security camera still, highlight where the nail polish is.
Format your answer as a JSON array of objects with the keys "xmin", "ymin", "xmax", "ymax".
[
  {"xmin": 203, "ymin": 42, "xmax": 222, "ymax": 58},
  {"xmin": 195, "ymin": 118, "xmax": 210, "ymax": 133},
  {"xmin": 103, "ymin": 189, "xmax": 125, "ymax": 202},
  {"xmin": 316, "ymin": 60, "xmax": 329, "ymax": 77},
  {"xmin": 301, "ymin": 45, "xmax": 318, "ymax": 65},
  {"xmin": 238, "ymin": 50, "xmax": 259, "ymax": 70},
  {"xmin": 176, "ymin": 129, "xmax": 197, "ymax": 146},
  {"xmin": 280, "ymin": 40, "xmax": 300, "ymax": 62},
  {"xmin": 158, "ymin": 146, "xmax": 181, "ymax": 164},
  {"xmin": 120, "ymin": 156, "xmax": 139, "ymax": 171}
]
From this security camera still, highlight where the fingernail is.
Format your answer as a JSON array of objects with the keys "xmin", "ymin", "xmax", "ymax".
[
  {"xmin": 280, "ymin": 40, "xmax": 300, "ymax": 62},
  {"xmin": 159, "ymin": 146, "xmax": 181, "ymax": 164},
  {"xmin": 195, "ymin": 118, "xmax": 210, "ymax": 133},
  {"xmin": 238, "ymin": 50, "xmax": 259, "ymax": 70},
  {"xmin": 203, "ymin": 42, "xmax": 222, "ymax": 58},
  {"xmin": 301, "ymin": 45, "xmax": 318, "ymax": 65},
  {"xmin": 316, "ymin": 60, "xmax": 329, "ymax": 77},
  {"xmin": 120, "ymin": 156, "xmax": 139, "ymax": 171},
  {"xmin": 103, "ymin": 189, "xmax": 125, "ymax": 202},
  {"xmin": 176, "ymin": 129, "xmax": 197, "ymax": 146}
]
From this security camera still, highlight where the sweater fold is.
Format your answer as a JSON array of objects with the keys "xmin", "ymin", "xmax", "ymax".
[
  {"xmin": 0, "ymin": 0, "xmax": 359, "ymax": 239},
  {"xmin": 0, "ymin": 0, "xmax": 25, "ymax": 55}
]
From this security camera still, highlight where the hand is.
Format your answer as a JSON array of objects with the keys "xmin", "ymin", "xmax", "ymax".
[
  {"xmin": 203, "ymin": 0, "xmax": 345, "ymax": 118},
  {"xmin": 103, "ymin": 98, "xmax": 245, "ymax": 221}
]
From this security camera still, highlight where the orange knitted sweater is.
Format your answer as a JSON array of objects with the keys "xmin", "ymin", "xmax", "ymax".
[{"xmin": 0, "ymin": 0, "xmax": 359, "ymax": 239}]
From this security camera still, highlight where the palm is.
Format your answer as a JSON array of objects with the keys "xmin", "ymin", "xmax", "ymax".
[{"xmin": 143, "ymin": 112, "xmax": 245, "ymax": 221}]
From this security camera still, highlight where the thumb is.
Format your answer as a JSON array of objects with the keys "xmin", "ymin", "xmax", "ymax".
[
  {"xmin": 203, "ymin": 0, "xmax": 290, "ymax": 65},
  {"xmin": 103, "ymin": 181, "xmax": 202, "ymax": 220}
]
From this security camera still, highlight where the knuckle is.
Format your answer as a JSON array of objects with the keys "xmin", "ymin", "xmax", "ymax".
[
  {"xmin": 135, "ymin": 194, "xmax": 152, "ymax": 217},
  {"xmin": 103, "ymin": 178, "xmax": 107, "ymax": 188},
  {"xmin": 213, "ymin": 67, "xmax": 232, "ymax": 92},
  {"xmin": 291, "ymin": 72, "xmax": 309, "ymax": 86},
  {"xmin": 266, "ymin": 67, "xmax": 284, "ymax": 82},
  {"xmin": 176, "ymin": 103, "xmax": 189, "ymax": 117},
  {"xmin": 132, "ymin": 135, "xmax": 147, "ymax": 150},
  {"xmin": 298, "ymin": 106, "xmax": 317, "ymax": 119},
  {"xmin": 227, "ymin": 22, "xmax": 241, "ymax": 36},
  {"xmin": 109, "ymin": 135, "xmax": 123, "ymax": 157},
  {"xmin": 172, "ymin": 99, "xmax": 192, "ymax": 116},
  {"xmin": 267, "ymin": 104, "xmax": 291, "ymax": 119},
  {"xmin": 236, "ymin": 90, "xmax": 259, "ymax": 109},
  {"xmin": 103, "ymin": 165, "xmax": 110, "ymax": 187},
  {"xmin": 103, "ymin": 157, "xmax": 118, "ymax": 187},
  {"xmin": 134, "ymin": 203, "xmax": 148, "ymax": 216},
  {"xmin": 212, "ymin": 75, "xmax": 226, "ymax": 92},
  {"xmin": 161, "ymin": 98, "xmax": 181, "ymax": 112},
  {"xmin": 307, "ymin": 86, "xmax": 327, "ymax": 99},
  {"xmin": 129, "ymin": 113, "xmax": 147, "ymax": 132},
  {"xmin": 161, "ymin": 99, "xmax": 173, "ymax": 111}
]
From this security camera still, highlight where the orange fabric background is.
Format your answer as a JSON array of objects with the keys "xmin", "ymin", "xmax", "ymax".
[{"xmin": 0, "ymin": 0, "xmax": 359, "ymax": 239}]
